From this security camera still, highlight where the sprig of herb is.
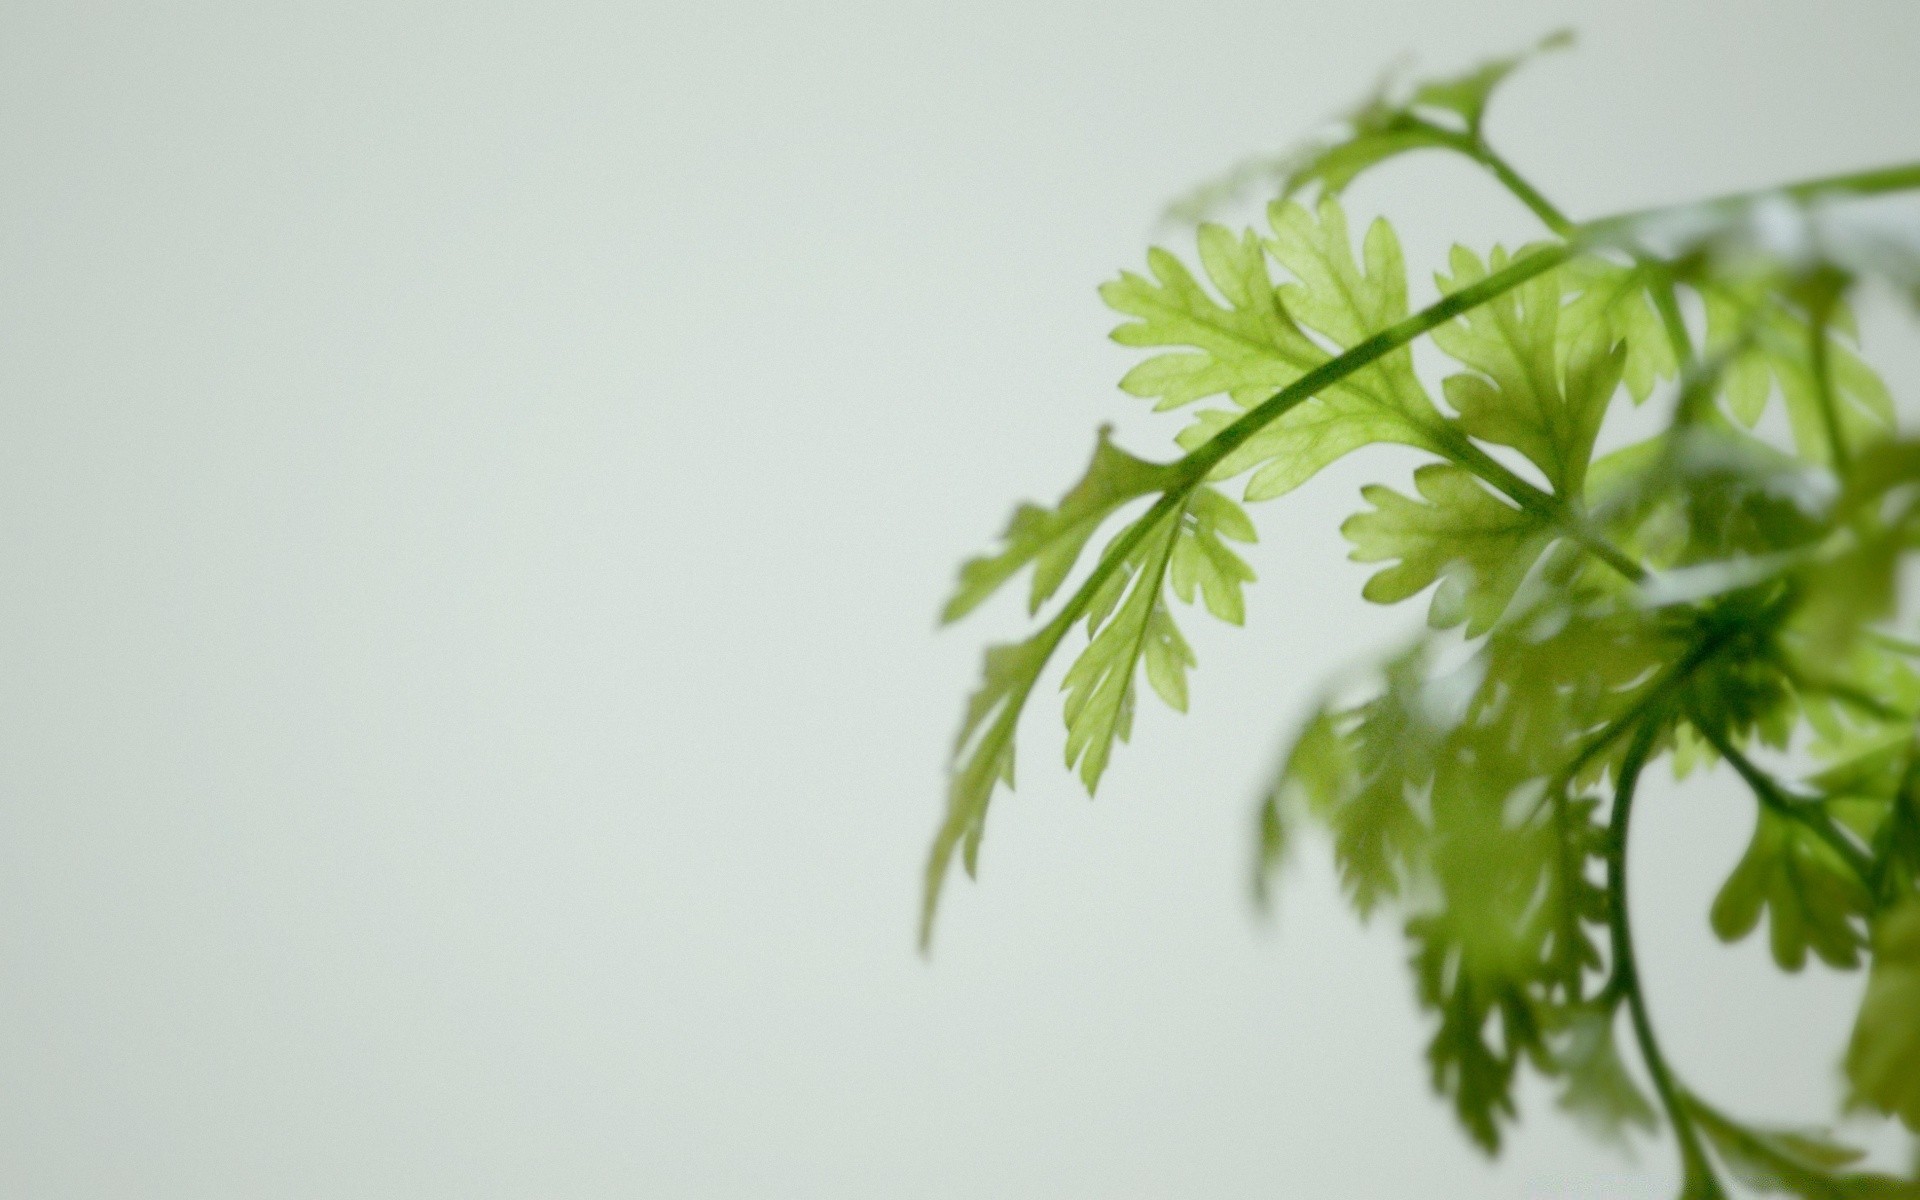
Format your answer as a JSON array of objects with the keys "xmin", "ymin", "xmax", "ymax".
[{"xmin": 928, "ymin": 32, "xmax": 1920, "ymax": 1196}]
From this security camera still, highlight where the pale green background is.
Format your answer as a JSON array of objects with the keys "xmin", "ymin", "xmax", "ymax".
[{"xmin": 3, "ymin": 1, "xmax": 1918, "ymax": 1196}]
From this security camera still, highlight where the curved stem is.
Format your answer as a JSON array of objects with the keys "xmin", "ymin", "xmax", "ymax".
[
  {"xmin": 1607, "ymin": 719, "xmax": 1726, "ymax": 1199},
  {"xmin": 1473, "ymin": 141, "xmax": 1575, "ymax": 237},
  {"xmin": 1412, "ymin": 120, "xmax": 1575, "ymax": 238}
]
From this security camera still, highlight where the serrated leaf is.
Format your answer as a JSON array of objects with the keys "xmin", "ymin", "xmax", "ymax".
[
  {"xmin": 1059, "ymin": 511, "xmax": 1184, "ymax": 792},
  {"xmin": 1169, "ymin": 487, "xmax": 1257, "ymax": 624},
  {"xmin": 1434, "ymin": 245, "xmax": 1626, "ymax": 496},
  {"xmin": 1411, "ymin": 764, "xmax": 1559, "ymax": 1154},
  {"xmin": 1057, "ymin": 486, "xmax": 1254, "ymax": 795},
  {"xmin": 923, "ymin": 628, "xmax": 1060, "ymax": 946},
  {"xmin": 1343, "ymin": 462, "xmax": 1555, "ymax": 635},
  {"xmin": 1847, "ymin": 898, "xmax": 1920, "ymax": 1133},
  {"xmin": 1154, "ymin": 199, "xmax": 1450, "ymax": 501},
  {"xmin": 1256, "ymin": 708, "xmax": 1352, "ymax": 906},
  {"xmin": 1406, "ymin": 29, "xmax": 1573, "ymax": 130},
  {"xmin": 1268, "ymin": 643, "xmax": 1468, "ymax": 916},
  {"xmin": 942, "ymin": 429, "xmax": 1179, "ymax": 623},
  {"xmin": 1560, "ymin": 258, "xmax": 1680, "ymax": 405},
  {"xmin": 1710, "ymin": 807, "xmax": 1871, "ymax": 971},
  {"xmin": 1103, "ymin": 224, "xmax": 1323, "ymax": 412}
]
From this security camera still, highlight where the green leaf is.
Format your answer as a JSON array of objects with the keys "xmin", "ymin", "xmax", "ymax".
[
  {"xmin": 1103, "ymin": 224, "xmax": 1323, "ymax": 412},
  {"xmin": 1560, "ymin": 258, "xmax": 1680, "ymax": 405},
  {"xmin": 1710, "ymin": 807, "xmax": 1871, "ymax": 971},
  {"xmin": 1161, "ymin": 199, "xmax": 1450, "ymax": 501},
  {"xmin": 1847, "ymin": 897, "xmax": 1920, "ymax": 1133},
  {"xmin": 1169, "ymin": 487, "xmax": 1258, "ymax": 625},
  {"xmin": 1690, "ymin": 1096, "xmax": 1920, "ymax": 1198},
  {"xmin": 1059, "ymin": 509, "xmax": 1185, "ymax": 792},
  {"xmin": 1411, "ymin": 762, "xmax": 1560, "ymax": 1153},
  {"xmin": 1433, "ymin": 244, "xmax": 1627, "ymax": 496},
  {"xmin": 1298, "ymin": 644, "xmax": 1454, "ymax": 915},
  {"xmin": 1255, "ymin": 708, "xmax": 1351, "ymax": 906},
  {"xmin": 923, "ymin": 627, "xmax": 1060, "ymax": 946},
  {"xmin": 941, "ymin": 428, "xmax": 1179, "ymax": 624},
  {"xmin": 1553, "ymin": 1006, "xmax": 1660, "ymax": 1146},
  {"xmin": 1057, "ymin": 487, "xmax": 1254, "ymax": 795},
  {"xmin": 1342, "ymin": 462, "xmax": 1555, "ymax": 635},
  {"xmin": 1405, "ymin": 29, "xmax": 1573, "ymax": 131}
]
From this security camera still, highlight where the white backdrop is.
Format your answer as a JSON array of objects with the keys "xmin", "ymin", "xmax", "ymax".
[{"xmin": 4, "ymin": 1, "xmax": 1918, "ymax": 1195}]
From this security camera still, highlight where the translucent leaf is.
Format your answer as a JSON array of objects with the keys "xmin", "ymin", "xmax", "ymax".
[
  {"xmin": 1102, "ymin": 224, "xmax": 1322, "ymax": 412},
  {"xmin": 1112, "ymin": 198, "xmax": 1450, "ymax": 502},
  {"xmin": 1169, "ymin": 487, "xmax": 1257, "ymax": 625},
  {"xmin": 923, "ymin": 630, "xmax": 1059, "ymax": 946},
  {"xmin": 942, "ymin": 429, "xmax": 1178, "ymax": 623},
  {"xmin": 1560, "ymin": 258, "xmax": 1680, "ymax": 405},
  {"xmin": 1060, "ymin": 511, "xmax": 1184, "ymax": 791},
  {"xmin": 1342, "ymin": 462, "xmax": 1554, "ymax": 636},
  {"xmin": 1434, "ymin": 244, "xmax": 1626, "ymax": 496}
]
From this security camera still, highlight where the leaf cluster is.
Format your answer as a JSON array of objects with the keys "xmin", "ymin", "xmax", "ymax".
[{"xmin": 928, "ymin": 33, "xmax": 1920, "ymax": 1199}]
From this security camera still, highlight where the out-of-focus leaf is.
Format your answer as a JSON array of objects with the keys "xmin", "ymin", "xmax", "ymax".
[{"xmin": 1847, "ymin": 898, "xmax": 1920, "ymax": 1133}]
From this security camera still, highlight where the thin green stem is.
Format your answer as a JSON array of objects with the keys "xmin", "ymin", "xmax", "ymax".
[
  {"xmin": 1413, "ymin": 120, "xmax": 1576, "ymax": 238},
  {"xmin": 1553, "ymin": 620, "xmax": 1744, "ymax": 796},
  {"xmin": 1583, "ymin": 161, "xmax": 1920, "ymax": 240},
  {"xmin": 1474, "ymin": 142, "xmax": 1576, "ymax": 237},
  {"xmin": 1437, "ymin": 431, "xmax": 1647, "ymax": 581},
  {"xmin": 1649, "ymin": 271, "xmax": 1697, "ymax": 369},
  {"xmin": 1607, "ymin": 719, "xmax": 1725, "ymax": 1200},
  {"xmin": 1804, "ymin": 277, "xmax": 1851, "ymax": 475}
]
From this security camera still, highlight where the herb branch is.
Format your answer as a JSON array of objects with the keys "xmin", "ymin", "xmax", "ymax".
[{"xmin": 928, "ymin": 31, "xmax": 1920, "ymax": 1197}]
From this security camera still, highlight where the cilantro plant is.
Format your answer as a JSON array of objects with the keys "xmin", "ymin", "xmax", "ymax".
[{"xmin": 924, "ymin": 34, "xmax": 1920, "ymax": 1199}]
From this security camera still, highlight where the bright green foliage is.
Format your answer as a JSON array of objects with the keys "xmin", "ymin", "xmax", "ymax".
[
  {"xmin": 1410, "ymin": 788, "xmax": 1560, "ymax": 1152},
  {"xmin": 1343, "ymin": 463, "xmax": 1552, "ymax": 635},
  {"xmin": 927, "ymin": 36, "xmax": 1920, "ymax": 1200},
  {"xmin": 1060, "ymin": 510, "xmax": 1185, "ymax": 789},
  {"xmin": 1108, "ymin": 198, "xmax": 1450, "ymax": 501},
  {"xmin": 941, "ymin": 429, "xmax": 1178, "ymax": 624},
  {"xmin": 1434, "ymin": 245, "xmax": 1625, "ymax": 496},
  {"xmin": 1561, "ymin": 260, "xmax": 1679, "ymax": 405}
]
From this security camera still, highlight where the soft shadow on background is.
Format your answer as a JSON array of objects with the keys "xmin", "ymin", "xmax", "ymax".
[{"xmin": 4, "ymin": 2, "xmax": 1918, "ymax": 1196}]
